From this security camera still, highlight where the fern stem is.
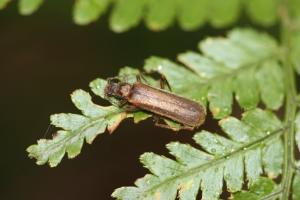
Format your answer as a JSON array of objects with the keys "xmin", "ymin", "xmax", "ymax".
[
  {"xmin": 261, "ymin": 189, "xmax": 283, "ymax": 200},
  {"xmin": 280, "ymin": 0, "xmax": 297, "ymax": 198}
]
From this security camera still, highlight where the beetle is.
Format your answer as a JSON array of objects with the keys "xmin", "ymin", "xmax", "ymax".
[{"xmin": 104, "ymin": 75, "xmax": 206, "ymax": 130}]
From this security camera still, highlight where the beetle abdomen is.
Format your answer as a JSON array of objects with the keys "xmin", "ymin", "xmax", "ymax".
[{"xmin": 128, "ymin": 82, "xmax": 206, "ymax": 128}]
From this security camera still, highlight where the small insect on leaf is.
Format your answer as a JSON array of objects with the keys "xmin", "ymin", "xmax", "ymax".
[{"xmin": 104, "ymin": 75, "xmax": 207, "ymax": 130}]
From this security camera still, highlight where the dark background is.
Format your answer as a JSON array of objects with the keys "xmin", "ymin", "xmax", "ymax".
[{"xmin": 0, "ymin": 1, "xmax": 278, "ymax": 200}]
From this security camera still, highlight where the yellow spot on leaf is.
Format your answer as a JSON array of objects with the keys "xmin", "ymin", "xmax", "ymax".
[
  {"xmin": 268, "ymin": 172, "xmax": 276, "ymax": 179},
  {"xmin": 180, "ymin": 180, "xmax": 194, "ymax": 192},
  {"xmin": 218, "ymin": 117, "xmax": 230, "ymax": 126},
  {"xmin": 154, "ymin": 191, "xmax": 161, "ymax": 200},
  {"xmin": 212, "ymin": 107, "xmax": 220, "ymax": 117},
  {"xmin": 107, "ymin": 112, "xmax": 127, "ymax": 134}
]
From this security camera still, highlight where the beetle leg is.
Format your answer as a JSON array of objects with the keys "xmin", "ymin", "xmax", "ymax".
[
  {"xmin": 153, "ymin": 115, "xmax": 166, "ymax": 127},
  {"xmin": 107, "ymin": 77, "xmax": 121, "ymax": 84},
  {"xmin": 153, "ymin": 116, "xmax": 178, "ymax": 130},
  {"xmin": 139, "ymin": 71, "xmax": 172, "ymax": 91},
  {"xmin": 136, "ymin": 74, "xmax": 141, "ymax": 83},
  {"xmin": 136, "ymin": 73, "xmax": 150, "ymax": 84},
  {"xmin": 153, "ymin": 116, "xmax": 195, "ymax": 131},
  {"xmin": 154, "ymin": 119, "xmax": 176, "ymax": 130},
  {"xmin": 159, "ymin": 74, "xmax": 172, "ymax": 91},
  {"xmin": 180, "ymin": 124, "xmax": 195, "ymax": 131},
  {"xmin": 123, "ymin": 105, "xmax": 140, "ymax": 112},
  {"xmin": 118, "ymin": 99, "xmax": 140, "ymax": 112},
  {"xmin": 118, "ymin": 99, "xmax": 128, "ymax": 107}
]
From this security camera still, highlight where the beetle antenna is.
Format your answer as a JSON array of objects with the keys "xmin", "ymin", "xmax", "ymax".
[{"xmin": 43, "ymin": 124, "xmax": 53, "ymax": 138}]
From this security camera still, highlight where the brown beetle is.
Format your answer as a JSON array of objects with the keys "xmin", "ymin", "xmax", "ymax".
[{"xmin": 104, "ymin": 76, "xmax": 206, "ymax": 130}]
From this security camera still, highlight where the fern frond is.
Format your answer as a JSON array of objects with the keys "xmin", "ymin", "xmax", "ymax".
[
  {"xmin": 145, "ymin": 29, "xmax": 284, "ymax": 119},
  {"xmin": 112, "ymin": 109, "xmax": 285, "ymax": 200},
  {"xmin": 232, "ymin": 177, "xmax": 277, "ymax": 200},
  {"xmin": 26, "ymin": 69, "xmax": 150, "ymax": 167},
  {"xmin": 73, "ymin": 0, "xmax": 110, "ymax": 26},
  {"xmin": 244, "ymin": 0, "xmax": 279, "ymax": 26},
  {"xmin": 19, "ymin": 0, "xmax": 44, "ymax": 15},
  {"xmin": 27, "ymin": 28, "xmax": 285, "ymax": 167},
  {"xmin": 0, "ymin": 0, "xmax": 10, "ymax": 10},
  {"xmin": 2, "ymin": 0, "xmax": 299, "ymax": 32},
  {"xmin": 27, "ymin": 89, "xmax": 128, "ymax": 167}
]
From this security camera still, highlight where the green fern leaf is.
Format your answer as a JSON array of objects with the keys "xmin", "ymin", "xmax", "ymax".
[
  {"xmin": 73, "ymin": 0, "xmax": 110, "ymax": 25},
  {"xmin": 0, "ymin": 0, "xmax": 10, "ymax": 10},
  {"xmin": 27, "ymin": 89, "xmax": 127, "ymax": 167},
  {"xmin": 244, "ymin": 0, "xmax": 279, "ymax": 26},
  {"xmin": 208, "ymin": 0, "xmax": 241, "ymax": 28},
  {"xmin": 5, "ymin": 0, "xmax": 295, "ymax": 31},
  {"xmin": 177, "ymin": 0, "xmax": 207, "ymax": 31},
  {"xmin": 27, "ymin": 67, "xmax": 152, "ymax": 167},
  {"xmin": 145, "ymin": 0, "xmax": 176, "ymax": 31},
  {"xmin": 145, "ymin": 29, "xmax": 283, "ymax": 119},
  {"xmin": 19, "ymin": 0, "xmax": 44, "ymax": 15},
  {"xmin": 109, "ymin": 0, "xmax": 145, "ymax": 33},
  {"xmin": 112, "ymin": 109, "xmax": 284, "ymax": 200},
  {"xmin": 233, "ymin": 177, "xmax": 276, "ymax": 200}
]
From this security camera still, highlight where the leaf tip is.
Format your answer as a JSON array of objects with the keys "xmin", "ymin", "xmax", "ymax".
[
  {"xmin": 89, "ymin": 78, "xmax": 107, "ymax": 98},
  {"xmin": 218, "ymin": 116, "xmax": 231, "ymax": 126},
  {"xmin": 107, "ymin": 112, "xmax": 127, "ymax": 134},
  {"xmin": 211, "ymin": 107, "xmax": 221, "ymax": 117}
]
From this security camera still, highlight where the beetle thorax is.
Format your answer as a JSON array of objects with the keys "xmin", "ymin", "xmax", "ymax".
[{"xmin": 119, "ymin": 84, "xmax": 132, "ymax": 98}]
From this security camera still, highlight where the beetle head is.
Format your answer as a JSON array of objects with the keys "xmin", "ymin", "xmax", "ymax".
[
  {"xmin": 105, "ymin": 80, "xmax": 131, "ymax": 100},
  {"xmin": 119, "ymin": 84, "xmax": 131, "ymax": 97}
]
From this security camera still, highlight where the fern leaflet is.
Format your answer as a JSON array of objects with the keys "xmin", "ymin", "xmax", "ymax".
[
  {"xmin": 112, "ymin": 109, "xmax": 285, "ymax": 200},
  {"xmin": 2, "ymin": 0, "xmax": 300, "ymax": 32}
]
